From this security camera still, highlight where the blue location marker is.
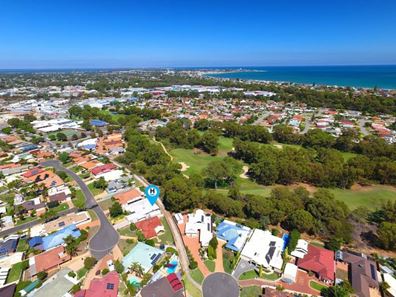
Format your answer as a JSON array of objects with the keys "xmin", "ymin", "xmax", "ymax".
[{"xmin": 145, "ymin": 184, "xmax": 160, "ymax": 206}]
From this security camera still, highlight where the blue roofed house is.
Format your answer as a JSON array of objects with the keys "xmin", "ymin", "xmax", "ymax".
[
  {"xmin": 216, "ymin": 220, "xmax": 251, "ymax": 252},
  {"xmin": 0, "ymin": 237, "xmax": 19, "ymax": 257},
  {"xmin": 90, "ymin": 119, "xmax": 108, "ymax": 127},
  {"xmin": 29, "ymin": 224, "xmax": 81, "ymax": 251}
]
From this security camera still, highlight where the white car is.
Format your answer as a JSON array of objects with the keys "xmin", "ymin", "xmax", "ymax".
[{"xmin": 107, "ymin": 260, "xmax": 115, "ymax": 271}]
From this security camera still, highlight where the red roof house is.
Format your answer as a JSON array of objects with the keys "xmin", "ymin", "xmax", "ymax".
[
  {"xmin": 74, "ymin": 271, "xmax": 119, "ymax": 297},
  {"xmin": 91, "ymin": 163, "xmax": 117, "ymax": 175},
  {"xmin": 22, "ymin": 166, "xmax": 44, "ymax": 178},
  {"xmin": 135, "ymin": 216, "xmax": 164, "ymax": 238},
  {"xmin": 297, "ymin": 245, "xmax": 335, "ymax": 284}
]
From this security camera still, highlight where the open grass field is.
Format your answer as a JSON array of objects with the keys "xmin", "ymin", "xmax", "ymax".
[
  {"xmin": 170, "ymin": 138, "xmax": 396, "ymax": 211},
  {"xmin": 329, "ymin": 185, "xmax": 396, "ymax": 210}
]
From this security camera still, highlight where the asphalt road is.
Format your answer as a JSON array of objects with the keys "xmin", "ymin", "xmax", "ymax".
[
  {"xmin": 202, "ymin": 272, "xmax": 239, "ymax": 297},
  {"xmin": 41, "ymin": 160, "xmax": 119, "ymax": 260},
  {"xmin": 0, "ymin": 207, "xmax": 76, "ymax": 238}
]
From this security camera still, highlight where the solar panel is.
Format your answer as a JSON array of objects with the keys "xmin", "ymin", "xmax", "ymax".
[
  {"xmin": 106, "ymin": 283, "xmax": 114, "ymax": 290},
  {"xmin": 370, "ymin": 264, "xmax": 377, "ymax": 280}
]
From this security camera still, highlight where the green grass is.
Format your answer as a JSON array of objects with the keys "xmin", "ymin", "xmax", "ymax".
[
  {"xmin": 88, "ymin": 209, "xmax": 98, "ymax": 221},
  {"xmin": 98, "ymin": 199, "xmax": 113, "ymax": 210},
  {"xmin": 158, "ymin": 217, "xmax": 174, "ymax": 245},
  {"xmin": 118, "ymin": 225, "xmax": 133, "ymax": 237},
  {"xmin": 190, "ymin": 268, "xmax": 205, "ymax": 284},
  {"xmin": 218, "ymin": 137, "xmax": 234, "ymax": 156},
  {"xmin": 51, "ymin": 202, "xmax": 69, "ymax": 213},
  {"xmin": 182, "ymin": 275, "xmax": 202, "ymax": 297},
  {"xmin": 171, "ymin": 148, "xmax": 224, "ymax": 176},
  {"xmin": 88, "ymin": 183, "xmax": 104, "ymax": 196},
  {"xmin": 329, "ymin": 185, "xmax": 396, "ymax": 210},
  {"xmin": 6, "ymin": 260, "xmax": 29, "ymax": 283},
  {"xmin": 262, "ymin": 272, "xmax": 280, "ymax": 281},
  {"xmin": 310, "ymin": 280, "xmax": 326, "ymax": 291},
  {"xmin": 223, "ymin": 248, "xmax": 236, "ymax": 274},
  {"xmin": 16, "ymin": 239, "xmax": 29, "ymax": 252},
  {"xmin": 240, "ymin": 286, "xmax": 261, "ymax": 297},
  {"xmin": 73, "ymin": 190, "xmax": 86, "ymax": 208},
  {"xmin": 239, "ymin": 270, "xmax": 259, "ymax": 280},
  {"xmin": 16, "ymin": 216, "xmax": 38, "ymax": 226},
  {"xmin": 204, "ymin": 259, "xmax": 215, "ymax": 272},
  {"xmin": 118, "ymin": 239, "xmax": 137, "ymax": 256},
  {"xmin": 77, "ymin": 267, "xmax": 88, "ymax": 279}
]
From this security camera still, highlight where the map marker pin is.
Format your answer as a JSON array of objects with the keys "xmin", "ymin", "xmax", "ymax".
[{"xmin": 145, "ymin": 184, "xmax": 160, "ymax": 206}]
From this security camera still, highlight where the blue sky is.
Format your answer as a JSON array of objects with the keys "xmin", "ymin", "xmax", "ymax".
[{"xmin": 0, "ymin": 0, "xmax": 395, "ymax": 68}]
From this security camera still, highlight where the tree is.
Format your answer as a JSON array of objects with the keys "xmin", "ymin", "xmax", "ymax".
[
  {"xmin": 287, "ymin": 230, "xmax": 300, "ymax": 252},
  {"xmin": 130, "ymin": 262, "xmax": 144, "ymax": 277},
  {"xmin": 163, "ymin": 176, "xmax": 201, "ymax": 212},
  {"xmin": 84, "ymin": 257, "xmax": 97, "ymax": 269},
  {"xmin": 321, "ymin": 281, "xmax": 354, "ymax": 297},
  {"xmin": 93, "ymin": 177, "xmax": 108, "ymax": 189},
  {"xmin": 114, "ymin": 260, "xmax": 124, "ymax": 273},
  {"xmin": 203, "ymin": 157, "xmax": 241, "ymax": 188},
  {"xmin": 58, "ymin": 152, "xmax": 70, "ymax": 164},
  {"xmin": 37, "ymin": 271, "xmax": 48, "ymax": 281},
  {"xmin": 284, "ymin": 209, "xmax": 315, "ymax": 233},
  {"xmin": 199, "ymin": 131, "xmax": 219, "ymax": 155},
  {"xmin": 64, "ymin": 235, "xmax": 79, "ymax": 256},
  {"xmin": 109, "ymin": 201, "xmax": 123, "ymax": 218},
  {"xmin": 56, "ymin": 132, "xmax": 67, "ymax": 141},
  {"xmin": 377, "ymin": 222, "xmax": 396, "ymax": 250}
]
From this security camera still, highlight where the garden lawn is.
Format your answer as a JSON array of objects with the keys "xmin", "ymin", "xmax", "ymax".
[
  {"xmin": 77, "ymin": 267, "xmax": 88, "ymax": 279},
  {"xmin": 6, "ymin": 260, "xmax": 29, "ymax": 283},
  {"xmin": 222, "ymin": 248, "xmax": 236, "ymax": 274},
  {"xmin": 158, "ymin": 217, "xmax": 174, "ymax": 245},
  {"xmin": 310, "ymin": 280, "xmax": 326, "ymax": 291},
  {"xmin": 16, "ymin": 239, "xmax": 29, "ymax": 252},
  {"xmin": 73, "ymin": 190, "xmax": 86, "ymax": 209},
  {"xmin": 239, "ymin": 270, "xmax": 258, "ymax": 280},
  {"xmin": 51, "ymin": 202, "xmax": 69, "ymax": 213},
  {"xmin": 240, "ymin": 286, "xmax": 261, "ymax": 297},
  {"xmin": 118, "ymin": 239, "xmax": 137, "ymax": 256},
  {"xmin": 204, "ymin": 260, "xmax": 215, "ymax": 272},
  {"xmin": 182, "ymin": 275, "xmax": 202, "ymax": 297},
  {"xmin": 329, "ymin": 185, "xmax": 396, "ymax": 210},
  {"xmin": 190, "ymin": 268, "xmax": 204, "ymax": 284},
  {"xmin": 88, "ymin": 183, "xmax": 104, "ymax": 196}
]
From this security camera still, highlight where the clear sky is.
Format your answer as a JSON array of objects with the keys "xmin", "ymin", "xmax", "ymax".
[{"xmin": 1, "ymin": 0, "xmax": 395, "ymax": 68}]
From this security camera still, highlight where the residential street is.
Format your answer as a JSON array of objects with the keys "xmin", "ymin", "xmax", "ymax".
[{"xmin": 40, "ymin": 160, "xmax": 119, "ymax": 260}]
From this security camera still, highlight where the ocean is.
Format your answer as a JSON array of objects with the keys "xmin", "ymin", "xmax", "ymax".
[{"xmin": 206, "ymin": 65, "xmax": 396, "ymax": 90}]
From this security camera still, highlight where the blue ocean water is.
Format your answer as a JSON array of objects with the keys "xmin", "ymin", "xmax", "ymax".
[{"xmin": 206, "ymin": 65, "xmax": 396, "ymax": 89}]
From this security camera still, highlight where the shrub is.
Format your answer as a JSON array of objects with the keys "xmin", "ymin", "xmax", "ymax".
[{"xmin": 84, "ymin": 257, "xmax": 97, "ymax": 269}]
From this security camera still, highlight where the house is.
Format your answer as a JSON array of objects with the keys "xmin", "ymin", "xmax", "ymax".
[
  {"xmin": 116, "ymin": 189, "xmax": 161, "ymax": 223},
  {"xmin": 240, "ymin": 229, "xmax": 284, "ymax": 272},
  {"xmin": 0, "ymin": 236, "xmax": 19, "ymax": 256},
  {"xmin": 91, "ymin": 163, "xmax": 117, "ymax": 176},
  {"xmin": 21, "ymin": 197, "xmax": 46, "ymax": 215},
  {"xmin": 0, "ymin": 283, "xmax": 16, "ymax": 297},
  {"xmin": 338, "ymin": 251, "xmax": 379, "ymax": 297},
  {"xmin": 122, "ymin": 242, "xmax": 164, "ymax": 274},
  {"xmin": 90, "ymin": 119, "xmax": 108, "ymax": 127},
  {"xmin": 27, "ymin": 246, "xmax": 71, "ymax": 276},
  {"xmin": 297, "ymin": 245, "xmax": 335, "ymax": 284},
  {"xmin": 29, "ymin": 224, "xmax": 81, "ymax": 251},
  {"xmin": 216, "ymin": 220, "xmax": 251, "ymax": 252},
  {"xmin": 135, "ymin": 216, "xmax": 164, "ymax": 239},
  {"xmin": 282, "ymin": 263, "xmax": 297, "ymax": 284},
  {"xmin": 48, "ymin": 192, "xmax": 67, "ymax": 203},
  {"xmin": 139, "ymin": 273, "xmax": 184, "ymax": 297},
  {"xmin": 383, "ymin": 273, "xmax": 396, "ymax": 297},
  {"xmin": 290, "ymin": 239, "xmax": 309, "ymax": 259},
  {"xmin": 185, "ymin": 209, "xmax": 212, "ymax": 247},
  {"xmin": 74, "ymin": 271, "xmax": 119, "ymax": 297}
]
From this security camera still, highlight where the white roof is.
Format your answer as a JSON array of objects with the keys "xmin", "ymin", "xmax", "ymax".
[
  {"xmin": 96, "ymin": 169, "xmax": 123, "ymax": 181},
  {"xmin": 291, "ymin": 239, "xmax": 309, "ymax": 259},
  {"xmin": 185, "ymin": 209, "xmax": 212, "ymax": 247},
  {"xmin": 384, "ymin": 273, "xmax": 396, "ymax": 297},
  {"xmin": 125, "ymin": 197, "xmax": 161, "ymax": 223},
  {"xmin": 241, "ymin": 229, "xmax": 284, "ymax": 270},
  {"xmin": 283, "ymin": 263, "xmax": 298, "ymax": 283}
]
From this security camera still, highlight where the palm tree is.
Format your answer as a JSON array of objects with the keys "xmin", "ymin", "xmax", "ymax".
[{"xmin": 130, "ymin": 262, "xmax": 144, "ymax": 277}]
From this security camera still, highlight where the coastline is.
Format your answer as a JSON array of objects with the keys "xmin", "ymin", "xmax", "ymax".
[{"xmin": 201, "ymin": 67, "xmax": 396, "ymax": 91}]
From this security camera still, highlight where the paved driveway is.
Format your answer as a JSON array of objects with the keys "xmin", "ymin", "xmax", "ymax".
[
  {"xmin": 41, "ymin": 160, "xmax": 119, "ymax": 260},
  {"xmin": 232, "ymin": 258, "xmax": 256, "ymax": 279}
]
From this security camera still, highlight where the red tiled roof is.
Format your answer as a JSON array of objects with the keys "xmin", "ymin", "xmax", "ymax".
[
  {"xmin": 22, "ymin": 166, "xmax": 44, "ymax": 178},
  {"xmin": 34, "ymin": 246, "xmax": 71, "ymax": 274},
  {"xmin": 135, "ymin": 216, "xmax": 162, "ymax": 239},
  {"xmin": 91, "ymin": 163, "xmax": 117, "ymax": 175},
  {"xmin": 297, "ymin": 245, "xmax": 335, "ymax": 281},
  {"xmin": 113, "ymin": 188, "xmax": 142, "ymax": 205},
  {"xmin": 81, "ymin": 271, "xmax": 119, "ymax": 297}
]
